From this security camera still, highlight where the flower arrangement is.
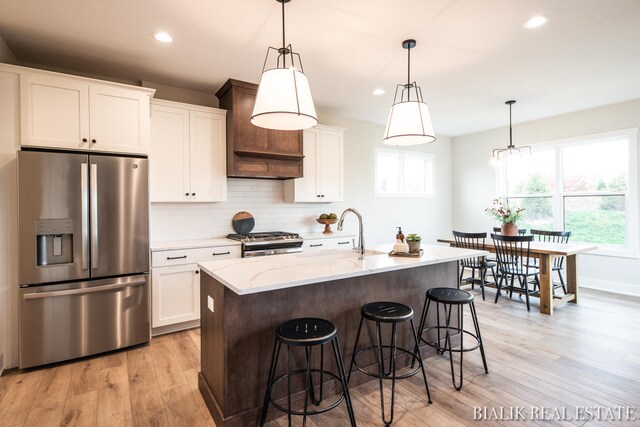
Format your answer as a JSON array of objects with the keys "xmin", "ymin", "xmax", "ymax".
[{"xmin": 485, "ymin": 198, "xmax": 524, "ymax": 224}]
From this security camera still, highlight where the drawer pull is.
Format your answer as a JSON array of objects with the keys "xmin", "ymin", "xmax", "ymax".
[
  {"xmin": 338, "ymin": 241, "xmax": 350, "ymax": 245},
  {"xmin": 213, "ymin": 251, "xmax": 231, "ymax": 256},
  {"xmin": 310, "ymin": 244, "xmax": 323, "ymax": 247},
  {"xmin": 166, "ymin": 255, "xmax": 187, "ymax": 260}
]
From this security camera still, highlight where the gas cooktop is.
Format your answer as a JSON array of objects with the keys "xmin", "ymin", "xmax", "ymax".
[{"xmin": 227, "ymin": 231, "xmax": 301, "ymax": 243}]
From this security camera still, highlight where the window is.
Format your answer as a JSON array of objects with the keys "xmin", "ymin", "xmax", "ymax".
[
  {"xmin": 375, "ymin": 148, "xmax": 434, "ymax": 197},
  {"xmin": 498, "ymin": 128, "xmax": 638, "ymax": 257}
]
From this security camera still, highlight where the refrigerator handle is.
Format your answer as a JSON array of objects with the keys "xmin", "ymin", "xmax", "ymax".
[
  {"xmin": 22, "ymin": 279, "xmax": 146, "ymax": 299},
  {"xmin": 81, "ymin": 163, "xmax": 89, "ymax": 270},
  {"xmin": 90, "ymin": 163, "xmax": 99, "ymax": 270}
]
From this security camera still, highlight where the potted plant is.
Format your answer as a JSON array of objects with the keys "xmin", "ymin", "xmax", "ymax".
[
  {"xmin": 485, "ymin": 198, "xmax": 525, "ymax": 236},
  {"xmin": 406, "ymin": 233, "xmax": 422, "ymax": 254}
]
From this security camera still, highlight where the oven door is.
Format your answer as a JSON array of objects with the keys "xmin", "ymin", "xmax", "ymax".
[{"xmin": 19, "ymin": 274, "xmax": 150, "ymax": 368}]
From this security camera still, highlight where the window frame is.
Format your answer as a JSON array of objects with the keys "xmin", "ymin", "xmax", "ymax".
[
  {"xmin": 374, "ymin": 148, "xmax": 435, "ymax": 198},
  {"xmin": 498, "ymin": 128, "xmax": 639, "ymax": 258}
]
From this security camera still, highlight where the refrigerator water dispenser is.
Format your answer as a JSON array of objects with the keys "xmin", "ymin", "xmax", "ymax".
[{"xmin": 36, "ymin": 219, "xmax": 74, "ymax": 266}]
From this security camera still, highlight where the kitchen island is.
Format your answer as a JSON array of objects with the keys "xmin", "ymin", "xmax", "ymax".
[{"xmin": 197, "ymin": 245, "xmax": 487, "ymax": 426}]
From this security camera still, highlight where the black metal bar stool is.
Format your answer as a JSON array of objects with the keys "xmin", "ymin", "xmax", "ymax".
[
  {"xmin": 416, "ymin": 288, "xmax": 488, "ymax": 391},
  {"xmin": 259, "ymin": 317, "xmax": 356, "ymax": 427},
  {"xmin": 348, "ymin": 302, "xmax": 432, "ymax": 426}
]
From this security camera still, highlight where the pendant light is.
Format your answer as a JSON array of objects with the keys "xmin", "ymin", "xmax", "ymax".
[
  {"xmin": 383, "ymin": 39, "xmax": 435, "ymax": 146},
  {"xmin": 251, "ymin": 0, "xmax": 317, "ymax": 131},
  {"xmin": 490, "ymin": 100, "xmax": 532, "ymax": 164}
]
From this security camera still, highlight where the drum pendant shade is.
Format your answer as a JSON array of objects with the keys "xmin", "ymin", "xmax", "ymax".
[
  {"xmin": 250, "ymin": 0, "xmax": 317, "ymax": 131},
  {"xmin": 383, "ymin": 39, "xmax": 435, "ymax": 146}
]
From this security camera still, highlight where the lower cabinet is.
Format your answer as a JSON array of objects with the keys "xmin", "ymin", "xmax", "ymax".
[
  {"xmin": 150, "ymin": 244, "xmax": 240, "ymax": 333},
  {"xmin": 152, "ymin": 264, "xmax": 201, "ymax": 328}
]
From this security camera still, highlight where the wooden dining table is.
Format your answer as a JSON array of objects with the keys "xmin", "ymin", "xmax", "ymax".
[{"xmin": 437, "ymin": 237, "xmax": 597, "ymax": 315}]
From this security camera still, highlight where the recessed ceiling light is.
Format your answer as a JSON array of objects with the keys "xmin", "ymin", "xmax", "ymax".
[
  {"xmin": 372, "ymin": 88, "xmax": 385, "ymax": 95},
  {"xmin": 152, "ymin": 32, "xmax": 173, "ymax": 43},
  {"xmin": 523, "ymin": 15, "xmax": 549, "ymax": 29}
]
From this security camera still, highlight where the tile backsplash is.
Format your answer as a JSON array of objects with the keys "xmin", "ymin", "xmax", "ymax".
[{"xmin": 150, "ymin": 178, "xmax": 341, "ymax": 242}]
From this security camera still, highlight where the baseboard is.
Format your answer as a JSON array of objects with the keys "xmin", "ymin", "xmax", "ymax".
[
  {"xmin": 0, "ymin": 352, "xmax": 4, "ymax": 377},
  {"xmin": 151, "ymin": 320, "xmax": 200, "ymax": 337},
  {"xmin": 581, "ymin": 277, "xmax": 640, "ymax": 297}
]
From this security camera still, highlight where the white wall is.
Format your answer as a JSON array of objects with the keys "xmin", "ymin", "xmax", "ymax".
[
  {"xmin": 0, "ymin": 69, "xmax": 20, "ymax": 372},
  {"xmin": 452, "ymin": 99, "xmax": 640, "ymax": 296},
  {"xmin": 151, "ymin": 111, "xmax": 453, "ymax": 246}
]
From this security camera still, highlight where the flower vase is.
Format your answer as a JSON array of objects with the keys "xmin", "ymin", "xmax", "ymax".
[
  {"xmin": 501, "ymin": 222, "xmax": 518, "ymax": 236},
  {"xmin": 408, "ymin": 240, "xmax": 421, "ymax": 254}
]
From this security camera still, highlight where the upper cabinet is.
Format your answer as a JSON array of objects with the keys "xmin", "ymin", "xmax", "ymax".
[
  {"xmin": 150, "ymin": 99, "xmax": 227, "ymax": 203},
  {"xmin": 284, "ymin": 125, "xmax": 344, "ymax": 202},
  {"xmin": 20, "ymin": 73, "xmax": 153, "ymax": 155},
  {"xmin": 216, "ymin": 79, "xmax": 303, "ymax": 179}
]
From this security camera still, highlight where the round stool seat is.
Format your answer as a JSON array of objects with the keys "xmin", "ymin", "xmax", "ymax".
[
  {"xmin": 426, "ymin": 287, "xmax": 473, "ymax": 305},
  {"xmin": 361, "ymin": 301, "xmax": 413, "ymax": 323},
  {"xmin": 276, "ymin": 317, "xmax": 337, "ymax": 346}
]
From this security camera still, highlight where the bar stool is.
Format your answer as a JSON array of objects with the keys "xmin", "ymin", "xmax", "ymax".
[
  {"xmin": 348, "ymin": 302, "xmax": 432, "ymax": 426},
  {"xmin": 416, "ymin": 288, "xmax": 488, "ymax": 390},
  {"xmin": 259, "ymin": 317, "xmax": 356, "ymax": 427}
]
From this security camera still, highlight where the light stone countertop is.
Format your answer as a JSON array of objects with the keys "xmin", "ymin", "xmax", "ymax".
[
  {"xmin": 198, "ymin": 244, "xmax": 488, "ymax": 295},
  {"xmin": 150, "ymin": 238, "xmax": 241, "ymax": 251}
]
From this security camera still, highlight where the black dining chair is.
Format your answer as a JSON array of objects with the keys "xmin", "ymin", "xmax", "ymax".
[
  {"xmin": 453, "ymin": 231, "xmax": 498, "ymax": 300},
  {"xmin": 491, "ymin": 233, "xmax": 539, "ymax": 311},
  {"xmin": 529, "ymin": 229, "xmax": 571, "ymax": 294}
]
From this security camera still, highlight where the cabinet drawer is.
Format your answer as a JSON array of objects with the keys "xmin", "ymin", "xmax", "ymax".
[
  {"xmin": 152, "ymin": 245, "xmax": 240, "ymax": 267},
  {"xmin": 304, "ymin": 238, "xmax": 353, "ymax": 250}
]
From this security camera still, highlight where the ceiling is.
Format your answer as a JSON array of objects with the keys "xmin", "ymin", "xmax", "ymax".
[{"xmin": 1, "ymin": 0, "xmax": 639, "ymax": 136}]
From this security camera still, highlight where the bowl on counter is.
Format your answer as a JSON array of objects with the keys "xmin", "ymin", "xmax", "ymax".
[{"xmin": 316, "ymin": 218, "xmax": 337, "ymax": 234}]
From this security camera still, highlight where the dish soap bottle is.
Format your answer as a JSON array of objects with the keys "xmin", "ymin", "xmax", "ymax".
[{"xmin": 394, "ymin": 227, "xmax": 409, "ymax": 253}]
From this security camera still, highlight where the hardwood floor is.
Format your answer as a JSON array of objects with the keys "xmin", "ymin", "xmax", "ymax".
[{"xmin": 1, "ymin": 289, "xmax": 639, "ymax": 426}]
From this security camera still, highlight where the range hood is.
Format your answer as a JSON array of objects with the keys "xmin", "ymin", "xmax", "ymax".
[{"xmin": 216, "ymin": 79, "xmax": 303, "ymax": 179}]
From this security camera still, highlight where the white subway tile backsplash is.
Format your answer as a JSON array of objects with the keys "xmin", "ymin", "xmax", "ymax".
[{"xmin": 150, "ymin": 178, "xmax": 340, "ymax": 241}]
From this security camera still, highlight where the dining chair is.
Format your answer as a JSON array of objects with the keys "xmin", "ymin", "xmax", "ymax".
[
  {"xmin": 491, "ymin": 233, "xmax": 539, "ymax": 311},
  {"xmin": 529, "ymin": 229, "xmax": 572, "ymax": 294},
  {"xmin": 453, "ymin": 231, "xmax": 498, "ymax": 300}
]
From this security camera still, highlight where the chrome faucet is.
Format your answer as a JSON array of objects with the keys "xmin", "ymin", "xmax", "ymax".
[{"xmin": 337, "ymin": 208, "xmax": 365, "ymax": 259}]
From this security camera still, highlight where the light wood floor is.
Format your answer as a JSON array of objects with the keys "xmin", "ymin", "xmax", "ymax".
[{"xmin": 1, "ymin": 288, "xmax": 639, "ymax": 426}]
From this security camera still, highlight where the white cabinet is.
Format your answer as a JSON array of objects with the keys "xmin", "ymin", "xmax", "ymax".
[
  {"xmin": 150, "ymin": 100, "xmax": 227, "ymax": 202},
  {"xmin": 284, "ymin": 125, "xmax": 344, "ymax": 202},
  {"xmin": 152, "ymin": 264, "xmax": 201, "ymax": 328},
  {"xmin": 20, "ymin": 74, "xmax": 152, "ymax": 154},
  {"xmin": 151, "ymin": 244, "xmax": 240, "ymax": 332}
]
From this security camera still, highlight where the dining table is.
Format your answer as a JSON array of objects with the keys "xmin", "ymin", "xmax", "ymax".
[{"xmin": 437, "ymin": 237, "xmax": 597, "ymax": 315}]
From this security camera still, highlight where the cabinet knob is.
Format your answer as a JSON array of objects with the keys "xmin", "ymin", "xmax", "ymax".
[
  {"xmin": 91, "ymin": 139, "xmax": 97, "ymax": 144},
  {"xmin": 82, "ymin": 138, "xmax": 88, "ymax": 143},
  {"xmin": 195, "ymin": 270, "xmax": 199, "ymax": 274},
  {"xmin": 185, "ymin": 193, "xmax": 189, "ymax": 196},
  {"xmin": 192, "ymin": 193, "xmax": 196, "ymax": 196},
  {"xmin": 321, "ymin": 195, "xmax": 325, "ymax": 197}
]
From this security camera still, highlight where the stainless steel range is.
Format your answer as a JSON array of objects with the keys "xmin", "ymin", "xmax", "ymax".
[{"xmin": 227, "ymin": 232, "xmax": 303, "ymax": 257}]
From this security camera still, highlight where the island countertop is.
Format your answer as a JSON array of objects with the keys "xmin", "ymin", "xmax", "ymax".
[{"xmin": 198, "ymin": 244, "xmax": 487, "ymax": 295}]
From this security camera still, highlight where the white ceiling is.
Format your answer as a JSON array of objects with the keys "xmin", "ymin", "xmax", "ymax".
[{"xmin": 1, "ymin": 0, "xmax": 639, "ymax": 136}]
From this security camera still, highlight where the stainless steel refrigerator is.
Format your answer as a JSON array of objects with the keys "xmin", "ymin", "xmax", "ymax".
[{"xmin": 18, "ymin": 150, "xmax": 150, "ymax": 368}]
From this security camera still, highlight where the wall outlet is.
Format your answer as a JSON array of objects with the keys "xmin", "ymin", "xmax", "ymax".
[{"xmin": 207, "ymin": 296, "xmax": 214, "ymax": 313}]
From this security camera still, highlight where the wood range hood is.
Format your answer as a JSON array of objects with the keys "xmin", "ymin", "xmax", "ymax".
[{"xmin": 215, "ymin": 79, "xmax": 303, "ymax": 179}]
